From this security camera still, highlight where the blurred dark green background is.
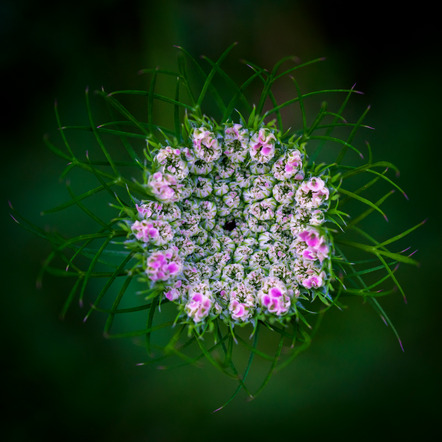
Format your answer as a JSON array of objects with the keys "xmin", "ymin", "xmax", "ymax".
[{"xmin": 2, "ymin": 1, "xmax": 441, "ymax": 441}]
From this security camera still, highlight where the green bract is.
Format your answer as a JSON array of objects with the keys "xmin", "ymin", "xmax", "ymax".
[{"xmin": 11, "ymin": 44, "xmax": 423, "ymax": 409}]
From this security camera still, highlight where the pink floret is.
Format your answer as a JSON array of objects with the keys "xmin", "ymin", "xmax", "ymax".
[{"xmin": 146, "ymin": 247, "xmax": 182, "ymax": 282}]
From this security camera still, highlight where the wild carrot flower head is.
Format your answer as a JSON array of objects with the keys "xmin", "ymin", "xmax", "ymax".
[
  {"xmin": 126, "ymin": 117, "xmax": 334, "ymax": 329},
  {"xmin": 19, "ymin": 45, "xmax": 421, "ymax": 408}
]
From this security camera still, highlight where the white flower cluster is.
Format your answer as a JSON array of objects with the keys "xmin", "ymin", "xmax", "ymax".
[{"xmin": 127, "ymin": 120, "xmax": 332, "ymax": 327}]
